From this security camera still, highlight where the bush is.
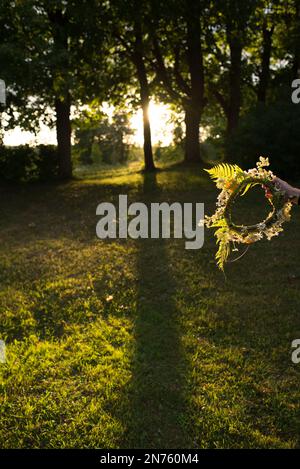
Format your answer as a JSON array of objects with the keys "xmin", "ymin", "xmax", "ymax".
[
  {"xmin": 0, "ymin": 144, "xmax": 59, "ymax": 182},
  {"xmin": 0, "ymin": 145, "xmax": 37, "ymax": 182},
  {"xmin": 154, "ymin": 144, "xmax": 184, "ymax": 163},
  {"xmin": 200, "ymin": 140, "xmax": 225, "ymax": 164},
  {"xmin": 36, "ymin": 145, "xmax": 59, "ymax": 181},
  {"xmin": 227, "ymin": 102, "xmax": 300, "ymax": 180}
]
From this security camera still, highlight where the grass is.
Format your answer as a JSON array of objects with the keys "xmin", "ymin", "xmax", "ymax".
[{"xmin": 0, "ymin": 162, "xmax": 299, "ymax": 448}]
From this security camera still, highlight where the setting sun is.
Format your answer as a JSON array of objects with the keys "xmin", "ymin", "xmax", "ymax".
[{"xmin": 129, "ymin": 102, "xmax": 175, "ymax": 147}]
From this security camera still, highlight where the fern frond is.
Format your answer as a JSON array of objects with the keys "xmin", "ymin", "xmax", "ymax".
[
  {"xmin": 214, "ymin": 227, "xmax": 231, "ymax": 270},
  {"xmin": 205, "ymin": 163, "xmax": 245, "ymax": 182},
  {"xmin": 216, "ymin": 237, "xmax": 230, "ymax": 271},
  {"xmin": 210, "ymin": 219, "xmax": 228, "ymax": 228},
  {"xmin": 240, "ymin": 181, "xmax": 259, "ymax": 196},
  {"xmin": 240, "ymin": 182, "xmax": 252, "ymax": 196}
]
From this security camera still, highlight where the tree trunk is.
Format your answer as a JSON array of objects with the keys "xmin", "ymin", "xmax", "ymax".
[
  {"xmin": 0, "ymin": 111, "xmax": 3, "ymax": 146},
  {"xmin": 292, "ymin": 0, "xmax": 300, "ymax": 78},
  {"xmin": 55, "ymin": 95, "xmax": 72, "ymax": 179},
  {"xmin": 81, "ymin": 143, "xmax": 93, "ymax": 165},
  {"xmin": 184, "ymin": 2, "xmax": 205, "ymax": 164},
  {"xmin": 184, "ymin": 103, "xmax": 201, "ymax": 164},
  {"xmin": 47, "ymin": 8, "xmax": 72, "ymax": 179},
  {"xmin": 141, "ymin": 99, "xmax": 155, "ymax": 171},
  {"xmin": 257, "ymin": 22, "xmax": 274, "ymax": 103},
  {"xmin": 133, "ymin": 17, "xmax": 156, "ymax": 172},
  {"xmin": 227, "ymin": 40, "xmax": 242, "ymax": 136}
]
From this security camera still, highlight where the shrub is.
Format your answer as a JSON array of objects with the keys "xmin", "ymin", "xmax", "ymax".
[
  {"xmin": 154, "ymin": 144, "xmax": 184, "ymax": 163},
  {"xmin": 0, "ymin": 144, "xmax": 59, "ymax": 182},
  {"xmin": 36, "ymin": 145, "xmax": 59, "ymax": 181},
  {"xmin": 227, "ymin": 102, "xmax": 300, "ymax": 180},
  {"xmin": 0, "ymin": 145, "xmax": 38, "ymax": 182}
]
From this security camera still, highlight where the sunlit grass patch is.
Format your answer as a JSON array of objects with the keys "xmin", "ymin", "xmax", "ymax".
[{"xmin": 0, "ymin": 163, "xmax": 299, "ymax": 448}]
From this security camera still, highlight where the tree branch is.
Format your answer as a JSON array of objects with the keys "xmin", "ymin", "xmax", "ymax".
[
  {"xmin": 209, "ymin": 83, "xmax": 229, "ymax": 116},
  {"xmin": 174, "ymin": 46, "xmax": 192, "ymax": 96},
  {"xmin": 151, "ymin": 33, "xmax": 182, "ymax": 101}
]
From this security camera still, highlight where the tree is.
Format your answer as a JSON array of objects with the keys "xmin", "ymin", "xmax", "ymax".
[
  {"xmin": 1, "ymin": 0, "xmax": 109, "ymax": 179},
  {"xmin": 46, "ymin": 6, "xmax": 72, "ymax": 178},
  {"xmin": 278, "ymin": 0, "xmax": 300, "ymax": 79},
  {"xmin": 208, "ymin": 0, "xmax": 258, "ymax": 137},
  {"xmin": 74, "ymin": 107, "xmax": 133, "ymax": 165},
  {"xmin": 245, "ymin": 0, "xmax": 297, "ymax": 105},
  {"xmin": 150, "ymin": 0, "xmax": 206, "ymax": 164},
  {"xmin": 289, "ymin": 0, "xmax": 300, "ymax": 78},
  {"xmin": 256, "ymin": 15, "xmax": 275, "ymax": 103},
  {"xmin": 249, "ymin": 1, "xmax": 281, "ymax": 104},
  {"xmin": 111, "ymin": 0, "xmax": 156, "ymax": 171}
]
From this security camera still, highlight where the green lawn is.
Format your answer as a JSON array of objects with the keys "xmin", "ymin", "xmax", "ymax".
[{"xmin": 0, "ymin": 163, "xmax": 299, "ymax": 448}]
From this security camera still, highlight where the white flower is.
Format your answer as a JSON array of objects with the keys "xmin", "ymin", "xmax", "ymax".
[{"xmin": 257, "ymin": 156, "xmax": 270, "ymax": 168}]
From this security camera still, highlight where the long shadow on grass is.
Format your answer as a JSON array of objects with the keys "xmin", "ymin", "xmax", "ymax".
[{"xmin": 121, "ymin": 172, "xmax": 190, "ymax": 449}]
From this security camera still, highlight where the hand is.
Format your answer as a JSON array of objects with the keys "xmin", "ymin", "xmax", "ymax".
[{"xmin": 272, "ymin": 177, "xmax": 300, "ymax": 204}]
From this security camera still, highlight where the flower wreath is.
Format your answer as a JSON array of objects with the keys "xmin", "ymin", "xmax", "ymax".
[{"xmin": 204, "ymin": 157, "xmax": 292, "ymax": 270}]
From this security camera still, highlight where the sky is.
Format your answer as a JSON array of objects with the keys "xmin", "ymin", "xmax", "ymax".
[{"xmin": 3, "ymin": 102, "xmax": 175, "ymax": 147}]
